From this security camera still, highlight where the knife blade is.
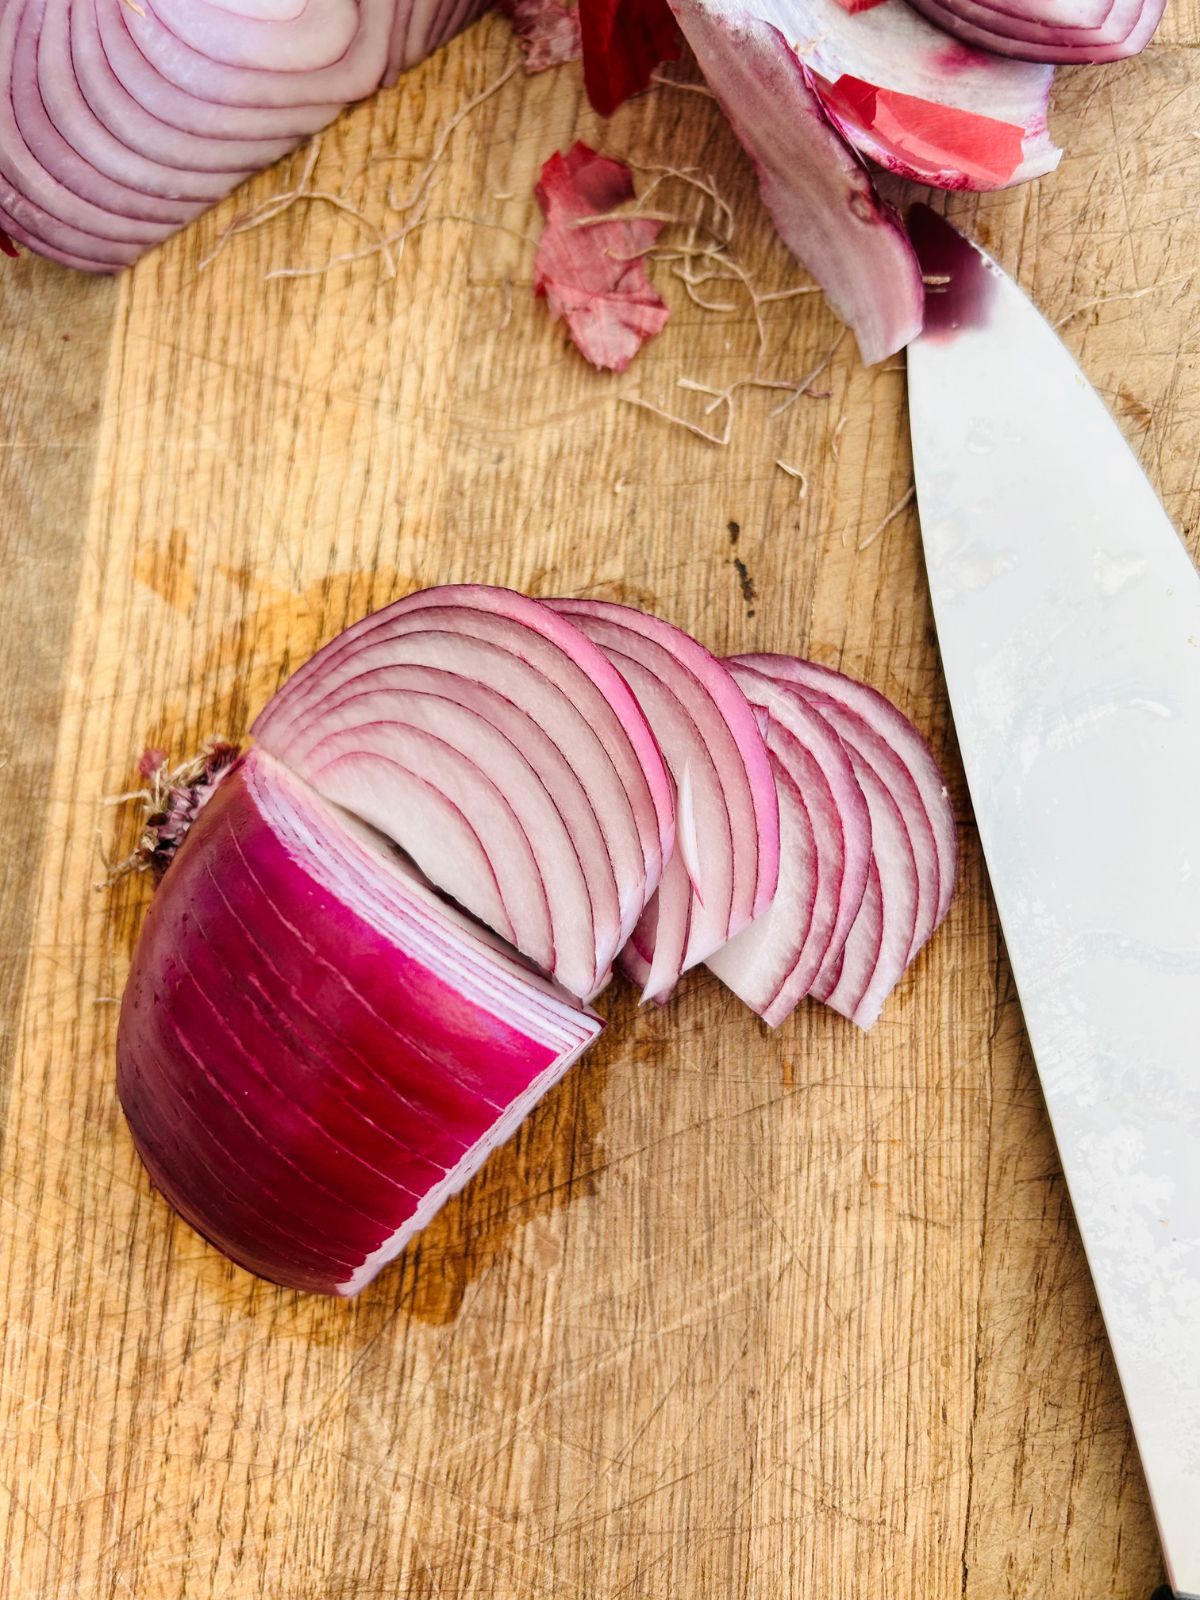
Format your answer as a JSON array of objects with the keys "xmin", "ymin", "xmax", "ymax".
[{"xmin": 906, "ymin": 206, "xmax": 1200, "ymax": 1600}]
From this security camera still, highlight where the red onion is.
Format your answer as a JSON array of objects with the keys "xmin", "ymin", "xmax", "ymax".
[
  {"xmin": 117, "ymin": 586, "xmax": 958, "ymax": 1292},
  {"xmin": 117, "ymin": 748, "xmax": 602, "ymax": 1296},
  {"xmin": 0, "ymin": 0, "xmax": 485, "ymax": 271},
  {"xmin": 548, "ymin": 598, "xmax": 780, "ymax": 1001},
  {"xmin": 738, "ymin": 654, "xmax": 957, "ymax": 950},
  {"xmin": 710, "ymin": 655, "xmax": 956, "ymax": 1028},
  {"xmin": 252, "ymin": 585, "xmax": 674, "ymax": 1001},
  {"xmin": 707, "ymin": 664, "xmax": 873, "ymax": 1024},
  {"xmin": 905, "ymin": 0, "xmax": 1165, "ymax": 62}
]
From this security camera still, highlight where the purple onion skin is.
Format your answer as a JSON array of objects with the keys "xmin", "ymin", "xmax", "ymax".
[{"xmin": 117, "ymin": 751, "xmax": 597, "ymax": 1296}]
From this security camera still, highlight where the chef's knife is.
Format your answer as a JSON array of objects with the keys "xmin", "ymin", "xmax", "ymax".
[{"xmin": 906, "ymin": 207, "xmax": 1200, "ymax": 1600}]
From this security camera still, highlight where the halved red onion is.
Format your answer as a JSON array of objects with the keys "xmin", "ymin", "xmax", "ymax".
[
  {"xmin": 666, "ymin": 0, "xmax": 924, "ymax": 364},
  {"xmin": 906, "ymin": 0, "xmax": 1164, "ymax": 62},
  {"xmin": 745, "ymin": 0, "xmax": 1060, "ymax": 189},
  {"xmin": 117, "ymin": 748, "xmax": 602, "ymax": 1296},
  {"xmin": 64, "ymin": 0, "xmax": 308, "ymax": 202},
  {"xmin": 707, "ymin": 663, "xmax": 872, "ymax": 1024},
  {"xmin": 387, "ymin": 0, "xmax": 486, "ymax": 80},
  {"xmin": 1, "ymin": 0, "xmax": 486, "ymax": 272},
  {"xmin": 548, "ymin": 598, "xmax": 779, "ymax": 1001},
  {"xmin": 147, "ymin": 0, "xmax": 363, "ymax": 71},
  {"xmin": 253, "ymin": 585, "xmax": 674, "ymax": 1000},
  {"xmin": 88, "ymin": 0, "xmax": 341, "ymax": 143}
]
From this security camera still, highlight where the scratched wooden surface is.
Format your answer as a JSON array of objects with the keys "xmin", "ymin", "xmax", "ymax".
[{"xmin": 1, "ymin": 14, "xmax": 1197, "ymax": 1599}]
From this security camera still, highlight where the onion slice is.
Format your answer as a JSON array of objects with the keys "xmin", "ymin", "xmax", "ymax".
[
  {"xmin": 708, "ymin": 664, "xmax": 872, "ymax": 1024},
  {"xmin": 549, "ymin": 598, "xmax": 779, "ymax": 1001},
  {"xmin": 743, "ymin": 655, "xmax": 958, "ymax": 929},
  {"xmin": 252, "ymin": 585, "xmax": 674, "ymax": 1000},
  {"xmin": 666, "ymin": 0, "xmax": 924, "ymax": 364},
  {"xmin": 117, "ymin": 749, "xmax": 602, "ymax": 1296},
  {"xmin": 809, "ymin": 752, "xmax": 918, "ymax": 1027},
  {"xmin": 728, "ymin": 655, "xmax": 955, "ymax": 1027}
]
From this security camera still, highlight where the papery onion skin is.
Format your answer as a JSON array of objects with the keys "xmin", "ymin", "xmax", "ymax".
[{"xmin": 117, "ymin": 748, "xmax": 601, "ymax": 1296}]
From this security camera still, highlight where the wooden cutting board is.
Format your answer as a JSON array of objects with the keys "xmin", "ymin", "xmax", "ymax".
[{"xmin": 1, "ymin": 16, "xmax": 1197, "ymax": 1598}]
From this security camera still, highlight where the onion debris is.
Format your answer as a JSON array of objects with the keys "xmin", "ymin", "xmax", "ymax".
[{"xmin": 117, "ymin": 583, "xmax": 957, "ymax": 1294}]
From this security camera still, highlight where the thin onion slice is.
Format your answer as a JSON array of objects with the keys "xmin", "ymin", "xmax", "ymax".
[
  {"xmin": 708, "ymin": 664, "xmax": 872, "ymax": 1023},
  {"xmin": 705, "ymin": 733, "xmax": 820, "ymax": 1024},
  {"xmin": 737, "ymin": 654, "xmax": 947, "ymax": 961},
  {"xmin": 252, "ymin": 585, "xmax": 674, "ymax": 999},
  {"xmin": 548, "ymin": 597, "xmax": 779, "ymax": 1001},
  {"xmin": 809, "ymin": 752, "xmax": 918, "ymax": 1027},
  {"xmin": 745, "ymin": 655, "xmax": 958, "ymax": 929},
  {"xmin": 117, "ymin": 749, "xmax": 602, "ymax": 1297}
]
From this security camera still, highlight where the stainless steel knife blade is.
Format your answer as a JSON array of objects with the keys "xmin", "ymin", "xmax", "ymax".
[{"xmin": 907, "ymin": 206, "xmax": 1200, "ymax": 1599}]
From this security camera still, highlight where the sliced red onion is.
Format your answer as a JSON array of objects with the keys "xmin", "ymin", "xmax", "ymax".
[
  {"xmin": 737, "ymin": 653, "xmax": 952, "ymax": 961},
  {"xmin": 708, "ymin": 664, "xmax": 872, "ymax": 1024},
  {"xmin": 1, "ymin": 0, "xmax": 486, "ymax": 273},
  {"xmin": 734, "ymin": 0, "xmax": 1060, "ymax": 189},
  {"xmin": 89, "ymin": 0, "xmax": 342, "ymax": 143},
  {"xmin": 906, "ymin": 0, "xmax": 1164, "ymax": 62},
  {"xmin": 253, "ymin": 586, "xmax": 674, "ymax": 1000},
  {"xmin": 147, "ymin": 0, "xmax": 363, "ymax": 70},
  {"xmin": 122, "ymin": 0, "xmax": 392, "ymax": 106},
  {"xmin": 704, "ymin": 727, "xmax": 820, "ymax": 1024},
  {"xmin": 748, "ymin": 656, "xmax": 958, "ymax": 927},
  {"xmin": 666, "ymin": 0, "xmax": 924, "ymax": 364},
  {"xmin": 548, "ymin": 598, "xmax": 779, "ymax": 1001},
  {"xmin": 117, "ymin": 749, "xmax": 601, "ymax": 1296},
  {"xmin": 809, "ymin": 751, "xmax": 918, "ymax": 1027}
]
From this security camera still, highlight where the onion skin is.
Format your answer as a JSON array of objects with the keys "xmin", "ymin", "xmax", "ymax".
[
  {"xmin": 699, "ymin": 0, "xmax": 1059, "ymax": 192},
  {"xmin": 117, "ymin": 748, "xmax": 601, "ymax": 1296}
]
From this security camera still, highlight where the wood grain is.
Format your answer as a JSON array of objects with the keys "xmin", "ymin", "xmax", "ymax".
[{"xmin": 0, "ymin": 19, "xmax": 1195, "ymax": 1598}]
